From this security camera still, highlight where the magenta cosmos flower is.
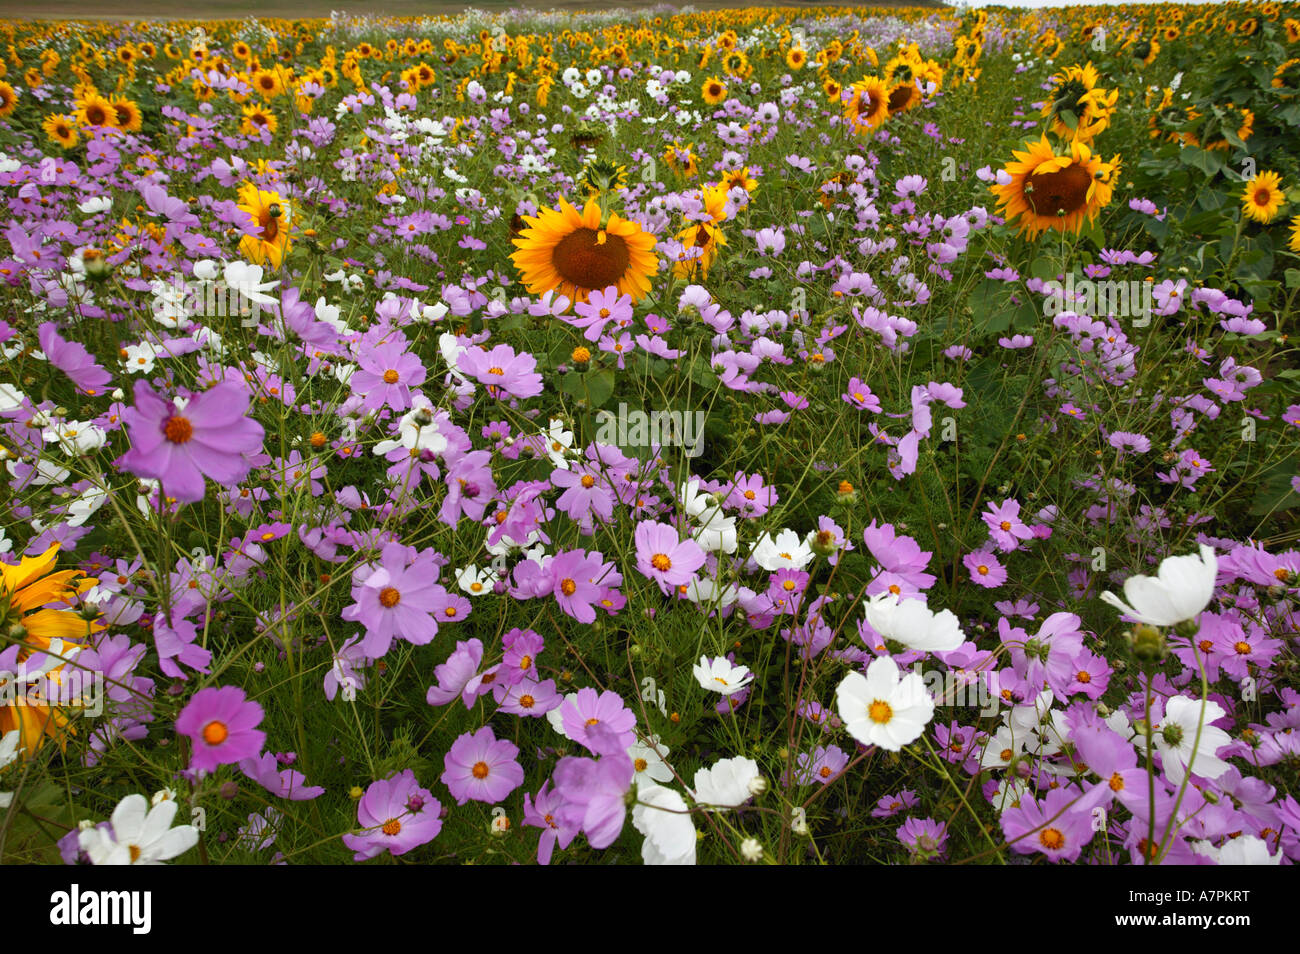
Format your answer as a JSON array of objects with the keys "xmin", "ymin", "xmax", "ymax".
[
  {"xmin": 342, "ymin": 770, "xmax": 443, "ymax": 861},
  {"xmin": 441, "ymin": 727, "xmax": 525, "ymax": 805},
  {"xmin": 118, "ymin": 379, "xmax": 265, "ymax": 503},
  {"xmin": 341, "ymin": 543, "xmax": 445, "ymax": 658},
  {"xmin": 175, "ymin": 686, "xmax": 266, "ymax": 774},
  {"xmin": 634, "ymin": 520, "xmax": 706, "ymax": 595},
  {"xmin": 458, "ymin": 344, "xmax": 544, "ymax": 400},
  {"xmin": 39, "ymin": 321, "xmax": 113, "ymax": 395},
  {"xmin": 560, "ymin": 687, "xmax": 637, "ymax": 754}
]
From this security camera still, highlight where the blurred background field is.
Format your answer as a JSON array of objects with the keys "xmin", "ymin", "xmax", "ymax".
[{"xmin": 0, "ymin": 0, "xmax": 941, "ymax": 22}]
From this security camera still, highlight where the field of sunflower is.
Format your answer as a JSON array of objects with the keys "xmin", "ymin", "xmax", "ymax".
[{"xmin": 1, "ymin": 3, "xmax": 1299, "ymax": 874}]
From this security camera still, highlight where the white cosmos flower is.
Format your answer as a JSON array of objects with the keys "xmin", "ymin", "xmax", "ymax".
[
  {"xmin": 66, "ymin": 485, "xmax": 109, "ymax": 527},
  {"xmin": 1100, "ymin": 544, "xmax": 1218, "ymax": 627},
  {"xmin": 628, "ymin": 736, "xmax": 673, "ymax": 784},
  {"xmin": 77, "ymin": 793, "xmax": 199, "ymax": 865},
  {"xmin": 1154, "ymin": 695, "xmax": 1233, "ymax": 786},
  {"xmin": 693, "ymin": 655, "xmax": 753, "ymax": 696},
  {"xmin": 439, "ymin": 332, "xmax": 469, "ymax": 383},
  {"xmin": 693, "ymin": 756, "xmax": 759, "ymax": 809},
  {"xmin": 77, "ymin": 195, "xmax": 113, "ymax": 215},
  {"xmin": 861, "ymin": 592, "xmax": 965, "ymax": 653},
  {"xmin": 0, "ymin": 730, "xmax": 20, "ymax": 808},
  {"xmin": 222, "ymin": 260, "xmax": 280, "ymax": 306},
  {"xmin": 44, "ymin": 420, "xmax": 105, "ymax": 455},
  {"xmin": 633, "ymin": 783, "xmax": 696, "ymax": 865},
  {"xmin": 1194, "ymin": 835, "xmax": 1283, "ymax": 865},
  {"xmin": 691, "ymin": 507, "xmax": 737, "ymax": 555},
  {"xmin": 455, "ymin": 564, "xmax": 498, "ymax": 597},
  {"xmin": 682, "ymin": 576, "xmax": 740, "ymax": 608},
  {"xmin": 836, "ymin": 656, "xmax": 935, "ymax": 752},
  {"xmin": 750, "ymin": 529, "xmax": 815, "ymax": 572},
  {"xmin": 543, "ymin": 419, "xmax": 575, "ymax": 469}
]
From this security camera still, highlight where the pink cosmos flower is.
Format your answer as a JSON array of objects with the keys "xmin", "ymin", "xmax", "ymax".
[
  {"xmin": 349, "ymin": 340, "xmax": 427, "ymax": 412},
  {"xmin": 1000, "ymin": 785, "xmax": 1107, "ymax": 862},
  {"xmin": 523, "ymin": 780, "xmax": 580, "ymax": 865},
  {"xmin": 963, "ymin": 550, "xmax": 1007, "ymax": 588},
  {"xmin": 548, "ymin": 548, "xmax": 616, "ymax": 624},
  {"xmin": 425, "ymin": 638, "xmax": 484, "ymax": 708},
  {"xmin": 340, "ymin": 543, "xmax": 444, "ymax": 658},
  {"xmin": 560, "ymin": 687, "xmax": 638, "ymax": 754},
  {"xmin": 342, "ymin": 770, "xmax": 443, "ymax": 861},
  {"xmin": 459, "ymin": 343, "xmax": 543, "ymax": 399},
  {"xmin": 567, "ymin": 285, "xmax": 633, "ymax": 342},
  {"xmin": 239, "ymin": 751, "xmax": 325, "ymax": 801},
  {"xmin": 982, "ymin": 499, "xmax": 1034, "ymax": 552},
  {"xmin": 175, "ymin": 686, "xmax": 266, "ymax": 774},
  {"xmin": 841, "ymin": 377, "xmax": 882, "ymax": 412},
  {"xmin": 39, "ymin": 322, "xmax": 113, "ymax": 395},
  {"xmin": 634, "ymin": 521, "xmax": 706, "ymax": 595},
  {"xmin": 118, "ymin": 379, "xmax": 265, "ymax": 503},
  {"xmin": 441, "ymin": 726, "xmax": 525, "ymax": 805}
]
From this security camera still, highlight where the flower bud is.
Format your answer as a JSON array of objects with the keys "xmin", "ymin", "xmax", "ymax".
[{"xmin": 1129, "ymin": 624, "xmax": 1167, "ymax": 664}]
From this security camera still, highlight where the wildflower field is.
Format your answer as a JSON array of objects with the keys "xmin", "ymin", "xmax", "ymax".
[{"xmin": 2, "ymin": 1, "xmax": 1300, "ymax": 870}]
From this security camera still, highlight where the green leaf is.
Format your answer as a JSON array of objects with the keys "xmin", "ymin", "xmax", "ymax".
[{"xmin": 583, "ymin": 368, "xmax": 615, "ymax": 409}]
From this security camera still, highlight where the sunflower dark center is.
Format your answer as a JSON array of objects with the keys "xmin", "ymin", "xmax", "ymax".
[
  {"xmin": 1024, "ymin": 163, "xmax": 1092, "ymax": 217},
  {"xmin": 259, "ymin": 209, "xmax": 280, "ymax": 243},
  {"xmin": 887, "ymin": 84, "xmax": 914, "ymax": 113},
  {"xmin": 551, "ymin": 227, "xmax": 630, "ymax": 291}
]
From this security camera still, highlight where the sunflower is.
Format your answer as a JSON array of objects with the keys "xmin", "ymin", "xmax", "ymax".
[
  {"xmin": 109, "ymin": 95, "xmax": 143, "ymax": 133},
  {"xmin": 1289, "ymin": 214, "xmax": 1300, "ymax": 254},
  {"xmin": 1203, "ymin": 104, "xmax": 1254, "ymax": 151},
  {"xmin": 991, "ymin": 136, "xmax": 1116, "ymax": 238},
  {"xmin": 250, "ymin": 67, "xmax": 285, "ymax": 99},
  {"xmin": 75, "ymin": 91, "xmax": 117, "ymax": 129},
  {"xmin": 786, "ymin": 46, "xmax": 807, "ymax": 70},
  {"xmin": 664, "ymin": 140, "xmax": 699, "ymax": 178},
  {"xmin": 579, "ymin": 157, "xmax": 629, "ymax": 196},
  {"xmin": 42, "ymin": 113, "xmax": 78, "ymax": 148},
  {"xmin": 1, "ymin": 544, "xmax": 102, "ymax": 759},
  {"xmin": 721, "ymin": 49, "xmax": 749, "ymax": 78},
  {"xmin": 236, "ymin": 182, "xmax": 295, "ymax": 269},
  {"xmin": 1042, "ymin": 63, "xmax": 1117, "ymax": 143},
  {"xmin": 886, "ymin": 80, "xmax": 920, "ymax": 116},
  {"xmin": 1132, "ymin": 37, "xmax": 1160, "ymax": 66},
  {"xmin": 240, "ymin": 103, "xmax": 278, "ymax": 135},
  {"xmin": 511, "ymin": 197, "xmax": 659, "ymax": 303},
  {"xmin": 822, "ymin": 77, "xmax": 843, "ymax": 102},
  {"xmin": 1241, "ymin": 171, "xmax": 1285, "ymax": 224},
  {"xmin": 0, "ymin": 81, "xmax": 17, "ymax": 119},
  {"xmin": 844, "ymin": 75, "xmax": 889, "ymax": 133},
  {"xmin": 1287, "ymin": 18, "xmax": 1300, "ymax": 43},
  {"xmin": 702, "ymin": 75, "xmax": 727, "ymax": 105},
  {"xmin": 718, "ymin": 166, "xmax": 758, "ymax": 196},
  {"xmin": 1273, "ymin": 58, "xmax": 1300, "ymax": 94},
  {"xmin": 673, "ymin": 218, "xmax": 726, "ymax": 279}
]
